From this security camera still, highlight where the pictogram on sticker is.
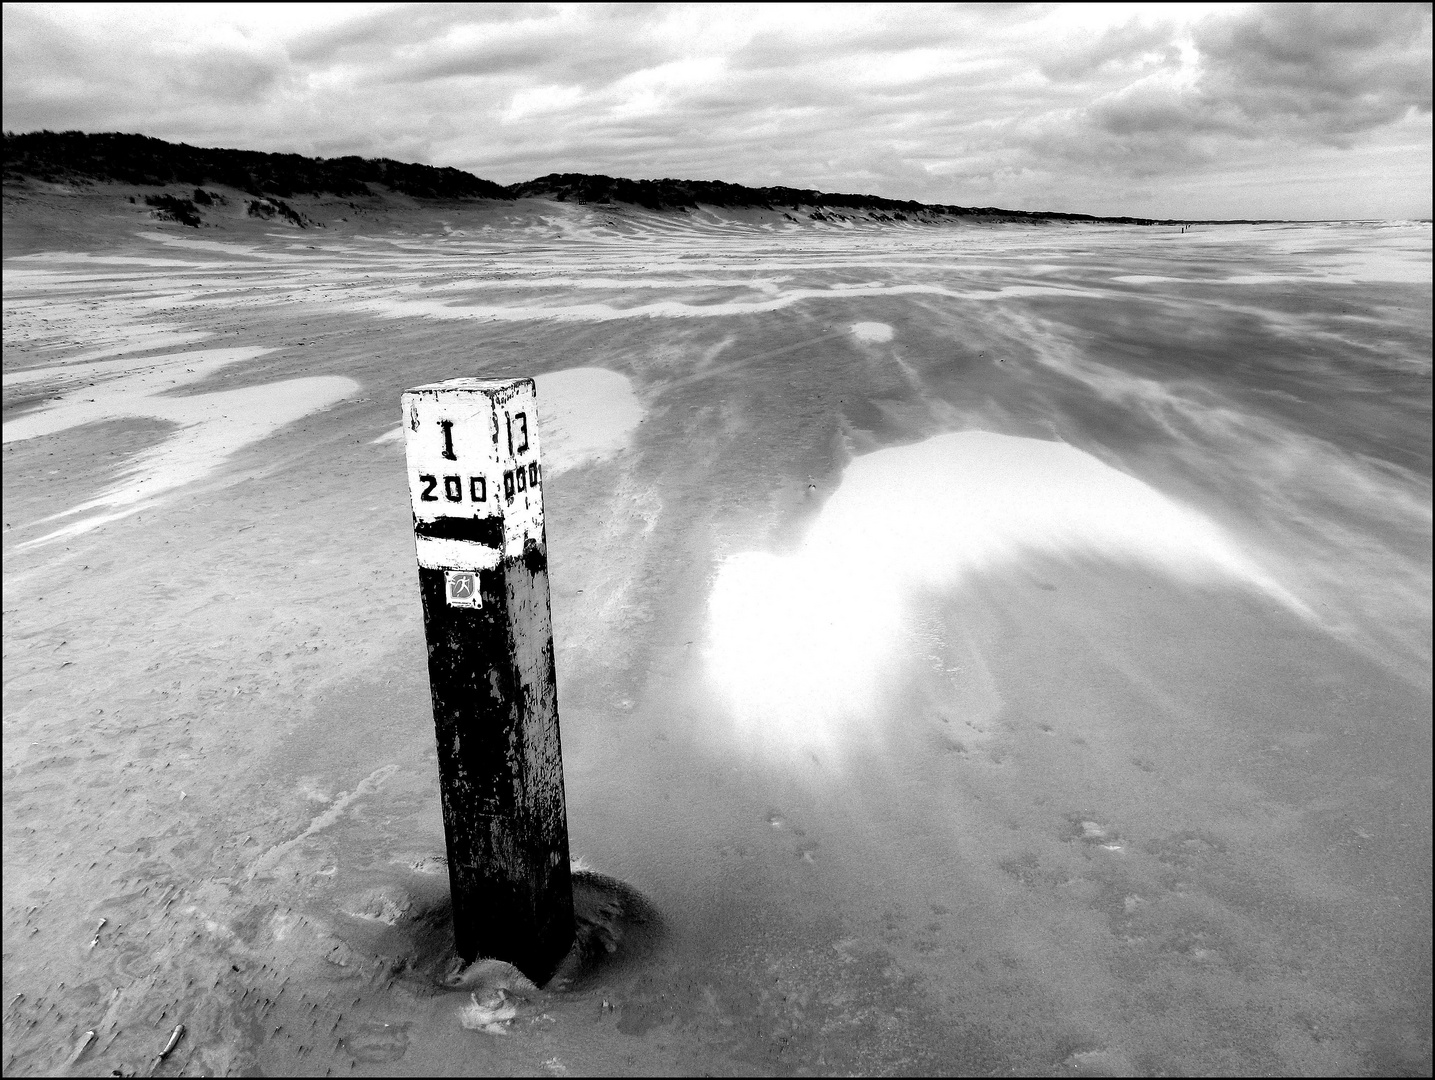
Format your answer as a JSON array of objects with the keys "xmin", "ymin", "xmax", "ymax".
[{"xmin": 445, "ymin": 570, "xmax": 481, "ymax": 608}]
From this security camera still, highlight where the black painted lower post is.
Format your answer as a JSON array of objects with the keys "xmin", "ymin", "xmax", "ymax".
[{"xmin": 417, "ymin": 541, "xmax": 574, "ymax": 982}]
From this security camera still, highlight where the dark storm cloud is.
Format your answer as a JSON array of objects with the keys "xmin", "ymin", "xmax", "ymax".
[
  {"xmin": 2, "ymin": 3, "xmax": 1430, "ymax": 218},
  {"xmin": 1085, "ymin": 3, "xmax": 1432, "ymax": 150},
  {"xmin": 981, "ymin": 4, "xmax": 1433, "ymax": 193},
  {"xmin": 1193, "ymin": 3, "xmax": 1433, "ymax": 138},
  {"xmin": 3, "ymin": 4, "xmax": 289, "ymax": 129}
]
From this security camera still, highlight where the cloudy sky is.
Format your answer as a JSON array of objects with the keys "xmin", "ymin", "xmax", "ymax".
[{"xmin": 3, "ymin": 2, "xmax": 1431, "ymax": 219}]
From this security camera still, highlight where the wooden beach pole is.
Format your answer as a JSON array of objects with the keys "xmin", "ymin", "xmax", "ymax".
[{"xmin": 401, "ymin": 377, "xmax": 574, "ymax": 981}]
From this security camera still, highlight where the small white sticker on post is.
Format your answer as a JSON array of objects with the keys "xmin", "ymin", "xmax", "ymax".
[{"xmin": 445, "ymin": 570, "xmax": 482, "ymax": 608}]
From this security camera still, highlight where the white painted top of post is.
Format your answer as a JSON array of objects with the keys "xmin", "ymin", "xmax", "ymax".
[{"xmin": 401, "ymin": 378, "xmax": 545, "ymax": 569}]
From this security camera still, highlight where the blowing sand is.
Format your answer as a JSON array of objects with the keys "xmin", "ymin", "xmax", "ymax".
[
  {"xmin": 4, "ymin": 347, "xmax": 359, "ymax": 546},
  {"xmin": 2, "ymin": 198, "xmax": 1430, "ymax": 1076},
  {"xmin": 707, "ymin": 430, "xmax": 1306, "ymax": 764}
]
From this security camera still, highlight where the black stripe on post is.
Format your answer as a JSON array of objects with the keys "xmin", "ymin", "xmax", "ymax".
[{"xmin": 414, "ymin": 515, "xmax": 504, "ymax": 547}]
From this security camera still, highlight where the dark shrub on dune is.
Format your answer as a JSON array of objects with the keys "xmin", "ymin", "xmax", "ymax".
[
  {"xmin": 143, "ymin": 193, "xmax": 200, "ymax": 227},
  {"xmin": 246, "ymin": 197, "xmax": 307, "ymax": 228}
]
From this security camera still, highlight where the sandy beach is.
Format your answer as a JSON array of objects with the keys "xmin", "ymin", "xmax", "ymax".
[{"xmin": 3, "ymin": 190, "xmax": 1430, "ymax": 1076}]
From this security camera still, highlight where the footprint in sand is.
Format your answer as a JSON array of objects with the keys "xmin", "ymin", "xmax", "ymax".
[{"xmin": 1065, "ymin": 814, "xmax": 1125, "ymax": 852}]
